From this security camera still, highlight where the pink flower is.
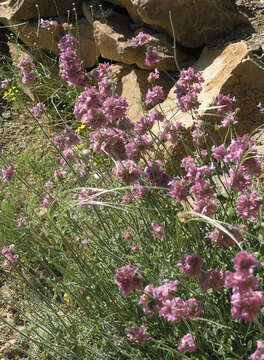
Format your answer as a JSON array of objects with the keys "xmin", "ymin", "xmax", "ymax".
[
  {"xmin": 32, "ymin": 103, "xmax": 45, "ymax": 118},
  {"xmin": 42, "ymin": 194, "xmax": 52, "ymax": 208},
  {"xmin": 44, "ymin": 180, "xmax": 54, "ymax": 191},
  {"xmin": 220, "ymin": 112, "xmax": 237, "ymax": 127},
  {"xmin": 40, "ymin": 19, "xmax": 58, "ymax": 30},
  {"xmin": 232, "ymin": 251, "xmax": 259, "ymax": 275},
  {"xmin": 81, "ymin": 232, "xmax": 88, "ymax": 245},
  {"xmin": 115, "ymin": 265, "xmax": 143, "ymax": 298},
  {"xmin": 145, "ymin": 50, "xmax": 161, "ymax": 67},
  {"xmin": 215, "ymin": 93, "xmax": 235, "ymax": 113},
  {"xmin": 184, "ymin": 298, "xmax": 203, "ymax": 318},
  {"xmin": 224, "ymin": 134, "xmax": 251, "ymax": 164},
  {"xmin": 17, "ymin": 57, "xmax": 35, "ymax": 86},
  {"xmin": 125, "ymin": 324, "xmax": 151, "ymax": 346},
  {"xmin": 58, "ymin": 34, "xmax": 78, "ymax": 51},
  {"xmin": 226, "ymin": 166, "xmax": 252, "ymax": 192},
  {"xmin": 122, "ymin": 232, "xmax": 132, "ymax": 242},
  {"xmin": 144, "ymin": 160, "xmax": 171, "ymax": 188},
  {"xmin": 145, "ymin": 86, "xmax": 164, "ymax": 105},
  {"xmin": 199, "ymin": 268, "xmax": 224, "ymax": 291},
  {"xmin": 225, "ymin": 271, "xmax": 260, "ymax": 293},
  {"xmin": 1, "ymin": 78, "xmax": 12, "ymax": 88},
  {"xmin": 1, "ymin": 246, "xmax": 18, "ymax": 269},
  {"xmin": 2, "ymin": 164, "xmax": 14, "ymax": 183},
  {"xmin": 178, "ymin": 333, "xmax": 197, "ymax": 354},
  {"xmin": 122, "ymin": 191, "xmax": 132, "ymax": 203},
  {"xmin": 139, "ymin": 284, "xmax": 161, "ymax": 315},
  {"xmin": 125, "ymin": 135, "xmax": 153, "ymax": 161},
  {"xmin": 249, "ymin": 340, "xmax": 264, "ymax": 360},
  {"xmin": 159, "ymin": 297, "xmax": 185, "ymax": 323},
  {"xmin": 211, "ymin": 144, "xmax": 227, "ymax": 162},
  {"xmin": 154, "ymin": 281, "xmax": 179, "ymax": 302},
  {"xmin": 147, "ymin": 68, "xmax": 160, "ymax": 82},
  {"xmin": 174, "ymin": 67, "xmax": 204, "ymax": 112},
  {"xmin": 169, "ymin": 179, "xmax": 188, "ymax": 203},
  {"xmin": 129, "ymin": 244, "xmax": 140, "ymax": 252},
  {"xmin": 59, "ymin": 47, "xmax": 85, "ymax": 88},
  {"xmin": 159, "ymin": 120, "xmax": 184, "ymax": 145},
  {"xmin": 112, "ymin": 160, "xmax": 141, "ymax": 185},
  {"xmin": 236, "ymin": 191, "xmax": 263, "ymax": 222},
  {"xmin": 17, "ymin": 217, "xmax": 26, "ymax": 228},
  {"xmin": 132, "ymin": 32, "xmax": 151, "ymax": 47},
  {"xmin": 151, "ymin": 221, "xmax": 164, "ymax": 239},
  {"xmin": 131, "ymin": 183, "xmax": 149, "ymax": 198},
  {"xmin": 177, "ymin": 253, "xmax": 203, "ymax": 279},
  {"xmin": 231, "ymin": 290, "xmax": 263, "ymax": 323},
  {"xmin": 193, "ymin": 197, "xmax": 218, "ymax": 216}
]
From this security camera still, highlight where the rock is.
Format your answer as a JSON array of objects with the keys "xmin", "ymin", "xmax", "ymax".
[
  {"xmin": 107, "ymin": 0, "xmax": 142, "ymax": 22},
  {"xmin": 4, "ymin": 17, "xmax": 98, "ymax": 69},
  {"xmin": 154, "ymin": 41, "xmax": 264, "ymax": 168},
  {"xmin": 131, "ymin": 0, "xmax": 250, "ymax": 48},
  {"xmin": 76, "ymin": 18, "xmax": 99, "ymax": 68},
  {"xmin": 112, "ymin": 64, "xmax": 175, "ymax": 121},
  {"xmin": 4, "ymin": 18, "xmax": 64, "ymax": 55},
  {"xmin": 93, "ymin": 12, "xmax": 194, "ymax": 71},
  {"xmin": 0, "ymin": 0, "xmax": 81, "ymax": 21}
]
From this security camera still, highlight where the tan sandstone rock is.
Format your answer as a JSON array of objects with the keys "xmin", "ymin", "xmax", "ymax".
[
  {"xmin": 154, "ymin": 41, "xmax": 264, "ymax": 169},
  {"xmin": 132, "ymin": 0, "xmax": 249, "ymax": 48},
  {"xmin": 0, "ymin": 0, "xmax": 81, "ymax": 21},
  {"xmin": 93, "ymin": 12, "xmax": 193, "ymax": 71},
  {"xmin": 4, "ymin": 17, "xmax": 98, "ymax": 68},
  {"xmin": 112, "ymin": 64, "xmax": 175, "ymax": 122}
]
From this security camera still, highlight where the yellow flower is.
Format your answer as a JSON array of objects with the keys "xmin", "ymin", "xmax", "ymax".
[
  {"xmin": 2, "ymin": 86, "xmax": 19, "ymax": 102},
  {"xmin": 75, "ymin": 124, "xmax": 86, "ymax": 134},
  {"xmin": 74, "ymin": 144, "xmax": 84, "ymax": 151}
]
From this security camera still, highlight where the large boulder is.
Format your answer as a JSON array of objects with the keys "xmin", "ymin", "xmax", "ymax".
[
  {"xmin": 0, "ymin": 0, "xmax": 81, "ymax": 21},
  {"xmin": 93, "ymin": 12, "xmax": 193, "ymax": 71},
  {"xmin": 131, "ymin": 0, "xmax": 250, "ymax": 48}
]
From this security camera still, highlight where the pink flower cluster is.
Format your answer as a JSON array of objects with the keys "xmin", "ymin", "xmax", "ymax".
[
  {"xmin": 112, "ymin": 160, "xmax": 141, "ymax": 185},
  {"xmin": 115, "ymin": 265, "xmax": 143, "ymax": 298},
  {"xmin": 151, "ymin": 221, "xmax": 164, "ymax": 239},
  {"xmin": 2, "ymin": 163, "xmax": 14, "ymax": 183},
  {"xmin": 17, "ymin": 57, "xmax": 35, "ymax": 86},
  {"xmin": 1, "ymin": 77, "xmax": 12, "ymax": 88},
  {"xmin": 40, "ymin": 19, "xmax": 58, "ymax": 30},
  {"xmin": 125, "ymin": 324, "xmax": 151, "ymax": 346},
  {"xmin": 138, "ymin": 280, "xmax": 203, "ymax": 324},
  {"xmin": 215, "ymin": 93, "xmax": 235, "ymax": 114},
  {"xmin": 32, "ymin": 103, "xmax": 45, "ymax": 118},
  {"xmin": 169, "ymin": 156, "xmax": 218, "ymax": 216},
  {"xmin": 1, "ymin": 246, "xmax": 18, "ymax": 269},
  {"xmin": 249, "ymin": 341, "xmax": 264, "ymax": 360},
  {"xmin": 225, "ymin": 251, "xmax": 263, "ymax": 323},
  {"xmin": 178, "ymin": 333, "xmax": 197, "ymax": 354},
  {"xmin": 58, "ymin": 34, "xmax": 85, "ymax": 88},
  {"xmin": 177, "ymin": 253, "xmax": 224, "ymax": 292},
  {"xmin": 174, "ymin": 67, "xmax": 204, "ymax": 112},
  {"xmin": 144, "ymin": 160, "xmax": 171, "ymax": 188},
  {"xmin": 132, "ymin": 32, "xmax": 150, "ymax": 47}
]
